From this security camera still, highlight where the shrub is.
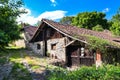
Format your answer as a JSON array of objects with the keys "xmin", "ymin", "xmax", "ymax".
[
  {"xmin": 92, "ymin": 24, "xmax": 104, "ymax": 31},
  {"xmin": 47, "ymin": 65, "xmax": 120, "ymax": 80}
]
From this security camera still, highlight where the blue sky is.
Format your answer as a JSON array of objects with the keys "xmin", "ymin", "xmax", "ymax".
[{"xmin": 17, "ymin": 0, "xmax": 120, "ymax": 25}]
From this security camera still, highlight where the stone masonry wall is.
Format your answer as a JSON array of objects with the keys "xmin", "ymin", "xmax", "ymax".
[
  {"xmin": 31, "ymin": 41, "xmax": 44, "ymax": 56},
  {"xmin": 47, "ymin": 38, "xmax": 66, "ymax": 62}
]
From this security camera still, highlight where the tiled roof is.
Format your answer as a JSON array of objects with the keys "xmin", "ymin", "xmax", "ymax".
[
  {"xmin": 23, "ymin": 26, "xmax": 38, "ymax": 37},
  {"xmin": 42, "ymin": 19, "xmax": 120, "ymax": 45}
]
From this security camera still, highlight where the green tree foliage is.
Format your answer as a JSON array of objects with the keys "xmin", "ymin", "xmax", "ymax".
[
  {"xmin": 72, "ymin": 12, "xmax": 108, "ymax": 29},
  {"xmin": 60, "ymin": 16, "xmax": 74, "ymax": 24},
  {"xmin": 110, "ymin": 21, "xmax": 120, "ymax": 36},
  {"xmin": 110, "ymin": 8, "xmax": 120, "ymax": 36},
  {"xmin": 92, "ymin": 24, "xmax": 104, "ymax": 31},
  {"xmin": 112, "ymin": 8, "xmax": 120, "ymax": 22},
  {"xmin": 0, "ymin": 0, "xmax": 25, "ymax": 48}
]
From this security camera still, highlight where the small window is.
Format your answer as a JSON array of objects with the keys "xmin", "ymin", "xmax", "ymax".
[
  {"xmin": 37, "ymin": 44, "xmax": 41, "ymax": 49},
  {"xmin": 51, "ymin": 44, "xmax": 56, "ymax": 50}
]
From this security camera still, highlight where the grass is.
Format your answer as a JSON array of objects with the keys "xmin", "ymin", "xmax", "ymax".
[{"xmin": 0, "ymin": 47, "xmax": 32, "ymax": 80}]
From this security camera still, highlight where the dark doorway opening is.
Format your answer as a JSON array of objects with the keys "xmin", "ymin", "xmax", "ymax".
[{"xmin": 66, "ymin": 45, "xmax": 81, "ymax": 67}]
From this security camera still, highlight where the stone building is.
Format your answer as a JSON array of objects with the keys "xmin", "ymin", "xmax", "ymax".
[
  {"xmin": 22, "ymin": 19, "xmax": 120, "ymax": 67},
  {"xmin": 21, "ymin": 26, "xmax": 43, "ymax": 55}
]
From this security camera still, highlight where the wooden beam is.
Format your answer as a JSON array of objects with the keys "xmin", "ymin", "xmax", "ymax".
[{"xmin": 64, "ymin": 40, "xmax": 76, "ymax": 47}]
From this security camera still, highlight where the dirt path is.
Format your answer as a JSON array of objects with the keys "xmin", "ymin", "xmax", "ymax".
[
  {"xmin": 20, "ymin": 50, "xmax": 57, "ymax": 80},
  {"xmin": 21, "ymin": 50, "xmax": 47, "ymax": 80}
]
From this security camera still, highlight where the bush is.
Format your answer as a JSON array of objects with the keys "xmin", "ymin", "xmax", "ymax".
[
  {"xmin": 47, "ymin": 65, "xmax": 120, "ymax": 80},
  {"xmin": 92, "ymin": 24, "xmax": 104, "ymax": 31}
]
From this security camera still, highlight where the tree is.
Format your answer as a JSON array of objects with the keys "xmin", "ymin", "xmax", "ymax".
[
  {"xmin": 110, "ymin": 8, "xmax": 120, "ymax": 36},
  {"xmin": 0, "ymin": 0, "xmax": 25, "ymax": 48},
  {"xmin": 60, "ymin": 16, "xmax": 74, "ymax": 24},
  {"xmin": 110, "ymin": 21, "xmax": 120, "ymax": 36},
  {"xmin": 72, "ymin": 12, "xmax": 109, "ymax": 29},
  {"xmin": 111, "ymin": 8, "xmax": 120, "ymax": 22}
]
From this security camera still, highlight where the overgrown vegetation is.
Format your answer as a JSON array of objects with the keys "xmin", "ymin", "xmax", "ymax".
[
  {"xmin": 86, "ymin": 35, "xmax": 120, "ymax": 64},
  {"xmin": 47, "ymin": 65, "xmax": 120, "ymax": 80},
  {"xmin": 86, "ymin": 36, "xmax": 110, "ymax": 53}
]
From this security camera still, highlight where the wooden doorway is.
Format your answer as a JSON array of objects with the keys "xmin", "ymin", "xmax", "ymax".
[
  {"xmin": 66, "ymin": 45, "xmax": 95, "ymax": 67},
  {"xmin": 66, "ymin": 45, "xmax": 81, "ymax": 67}
]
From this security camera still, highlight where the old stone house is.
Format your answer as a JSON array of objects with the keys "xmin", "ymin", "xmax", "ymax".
[{"xmin": 22, "ymin": 19, "xmax": 120, "ymax": 67}]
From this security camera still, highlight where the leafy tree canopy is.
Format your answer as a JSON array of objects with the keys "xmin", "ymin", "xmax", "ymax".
[
  {"xmin": 0, "ymin": 0, "xmax": 25, "ymax": 48},
  {"xmin": 72, "ymin": 11, "xmax": 109, "ymax": 29},
  {"xmin": 111, "ymin": 8, "xmax": 120, "ymax": 22},
  {"xmin": 110, "ymin": 21, "xmax": 120, "ymax": 36},
  {"xmin": 110, "ymin": 7, "xmax": 120, "ymax": 36}
]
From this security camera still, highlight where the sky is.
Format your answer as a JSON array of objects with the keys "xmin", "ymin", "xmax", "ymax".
[{"xmin": 17, "ymin": 0, "xmax": 120, "ymax": 25}]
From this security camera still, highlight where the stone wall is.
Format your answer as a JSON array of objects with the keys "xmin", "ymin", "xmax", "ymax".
[
  {"xmin": 31, "ymin": 41, "xmax": 44, "ymax": 56},
  {"xmin": 23, "ymin": 31, "xmax": 44, "ymax": 56},
  {"xmin": 47, "ymin": 38, "xmax": 66, "ymax": 62}
]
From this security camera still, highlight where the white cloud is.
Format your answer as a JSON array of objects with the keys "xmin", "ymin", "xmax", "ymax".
[
  {"xmin": 102, "ymin": 8, "xmax": 110, "ymax": 13},
  {"xmin": 17, "ymin": 8, "xmax": 38, "ymax": 25},
  {"xmin": 38, "ymin": 10, "xmax": 67, "ymax": 20},
  {"xmin": 50, "ymin": 0, "xmax": 56, "ymax": 3},
  {"xmin": 50, "ymin": 0, "xmax": 57, "ymax": 7},
  {"xmin": 17, "ymin": 8, "xmax": 67, "ymax": 25}
]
